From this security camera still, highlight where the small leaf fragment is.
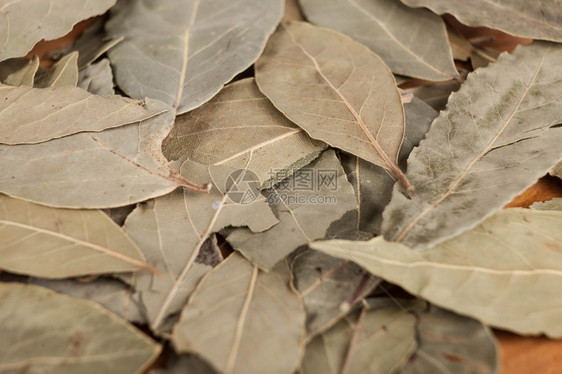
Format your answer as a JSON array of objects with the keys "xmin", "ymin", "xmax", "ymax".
[{"xmin": 34, "ymin": 51, "xmax": 79, "ymax": 88}]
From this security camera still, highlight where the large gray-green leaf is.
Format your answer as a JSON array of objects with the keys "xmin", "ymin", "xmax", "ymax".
[
  {"xmin": 401, "ymin": 306, "xmax": 498, "ymax": 374},
  {"xmin": 256, "ymin": 22, "xmax": 413, "ymax": 190},
  {"xmin": 382, "ymin": 42, "xmax": 562, "ymax": 250},
  {"xmin": 34, "ymin": 51, "xmax": 79, "ymax": 89},
  {"xmin": 0, "ymin": 194, "xmax": 154, "ymax": 278},
  {"xmin": 291, "ymin": 248, "xmax": 380, "ymax": 338},
  {"xmin": 31, "ymin": 277, "xmax": 145, "ymax": 324},
  {"xmin": 0, "ymin": 0, "xmax": 116, "ymax": 61},
  {"xmin": 227, "ymin": 149, "xmax": 358, "ymax": 270},
  {"xmin": 0, "ymin": 84, "xmax": 163, "ymax": 144},
  {"xmin": 172, "ymin": 253, "xmax": 306, "ymax": 374},
  {"xmin": 401, "ymin": 0, "xmax": 562, "ymax": 42},
  {"xmin": 0, "ymin": 100, "xmax": 209, "ymax": 209},
  {"xmin": 300, "ymin": 0, "xmax": 457, "ymax": 81},
  {"xmin": 78, "ymin": 58, "xmax": 115, "ymax": 95},
  {"xmin": 106, "ymin": 0, "xmax": 283, "ymax": 114},
  {"xmin": 312, "ymin": 208, "xmax": 562, "ymax": 337},
  {"xmin": 0, "ymin": 282, "xmax": 160, "ymax": 373},
  {"xmin": 342, "ymin": 97, "xmax": 437, "ymax": 234},
  {"xmin": 2, "ymin": 56, "xmax": 39, "ymax": 87},
  {"xmin": 123, "ymin": 160, "xmax": 278, "ymax": 333},
  {"xmin": 301, "ymin": 305, "xmax": 417, "ymax": 374},
  {"xmin": 163, "ymin": 78, "xmax": 325, "ymax": 187}
]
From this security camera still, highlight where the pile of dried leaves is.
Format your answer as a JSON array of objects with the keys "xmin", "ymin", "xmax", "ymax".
[{"xmin": 1, "ymin": 0, "xmax": 562, "ymax": 373}]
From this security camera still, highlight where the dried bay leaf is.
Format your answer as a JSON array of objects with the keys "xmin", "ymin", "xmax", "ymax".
[
  {"xmin": 152, "ymin": 354, "xmax": 217, "ymax": 374},
  {"xmin": 551, "ymin": 161, "xmax": 562, "ymax": 180},
  {"xmin": 0, "ymin": 84, "xmax": 164, "ymax": 144},
  {"xmin": 284, "ymin": 0, "xmax": 305, "ymax": 22},
  {"xmin": 403, "ymin": 79, "xmax": 462, "ymax": 112},
  {"xmin": 34, "ymin": 51, "xmax": 79, "ymax": 89},
  {"xmin": 401, "ymin": 0, "xmax": 562, "ymax": 42},
  {"xmin": 163, "ymin": 78, "xmax": 325, "ymax": 187},
  {"xmin": 0, "ymin": 100, "xmax": 209, "ymax": 209},
  {"xmin": 74, "ymin": 18, "xmax": 123, "ymax": 70},
  {"xmin": 342, "ymin": 97, "xmax": 437, "ymax": 234},
  {"xmin": 382, "ymin": 42, "xmax": 562, "ymax": 250},
  {"xmin": 123, "ymin": 159, "xmax": 278, "ymax": 333},
  {"xmin": 301, "ymin": 305, "xmax": 417, "ymax": 374},
  {"xmin": 172, "ymin": 253, "xmax": 306, "ymax": 374},
  {"xmin": 299, "ymin": 0, "xmax": 458, "ymax": 81},
  {"xmin": 255, "ymin": 22, "xmax": 413, "ymax": 191},
  {"xmin": 227, "ymin": 149, "xmax": 358, "ymax": 270},
  {"xmin": 531, "ymin": 198, "xmax": 562, "ymax": 211},
  {"xmin": 401, "ymin": 306, "xmax": 498, "ymax": 374},
  {"xmin": 78, "ymin": 58, "xmax": 115, "ymax": 96},
  {"xmin": 312, "ymin": 208, "xmax": 562, "ymax": 337},
  {"xmin": 0, "ymin": 0, "xmax": 116, "ymax": 62},
  {"xmin": 2, "ymin": 56, "xmax": 39, "ymax": 87},
  {"xmin": 107, "ymin": 0, "xmax": 283, "ymax": 114},
  {"xmin": 0, "ymin": 194, "xmax": 154, "ymax": 278},
  {"xmin": 0, "ymin": 282, "xmax": 160, "ymax": 373},
  {"xmin": 290, "ymin": 248, "xmax": 380, "ymax": 338}
]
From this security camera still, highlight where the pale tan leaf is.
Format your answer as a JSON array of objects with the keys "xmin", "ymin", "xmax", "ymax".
[
  {"xmin": 172, "ymin": 253, "xmax": 306, "ymax": 374},
  {"xmin": 283, "ymin": 0, "xmax": 305, "ymax": 21},
  {"xmin": 0, "ymin": 0, "xmax": 117, "ymax": 61},
  {"xmin": 2, "ymin": 56, "xmax": 39, "ymax": 87},
  {"xmin": 34, "ymin": 51, "xmax": 79, "ymax": 88},
  {"xmin": 256, "ymin": 22, "xmax": 412, "ymax": 190},
  {"xmin": 0, "ymin": 283, "xmax": 160, "ymax": 374},
  {"xmin": 382, "ymin": 42, "xmax": 562, "ymax": 250},
  {"xmin": 0, "ymin": 194, "xmax": 154, "ymax": 278},
  {"xmin": 312, "ymin": 208, "xmax": 562, "ymax": 337}
]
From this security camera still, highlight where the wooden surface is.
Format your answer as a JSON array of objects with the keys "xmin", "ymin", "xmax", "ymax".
[{"xmin": 19, "ymin": 12, "xmax": 562, "ymax": 374}]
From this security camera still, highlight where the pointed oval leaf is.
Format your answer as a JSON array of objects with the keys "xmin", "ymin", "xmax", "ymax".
[
  {"xmin": 34, "ymin": 51, "xmax": 79, "ymax": 88},
  {"xmin": 0, "ymin": 100, "xmax": 208, "ymax": 208},
  {"xmin": 300, "ymin": 0, "xmax": 458, "ymax": 81},
  {"xmin": 0, "ymin": 0, "xmax": 116, "ymax": 61},
  {"xmin": 382, "ymin": 42, "xmax": 562, "ymax": 249},
  {"xmin": 313, "ymin": 208, "xmax": 562, "ymax": 337},
  {"xmin": 256, "ymin": 22, "xmax": 410, "ymax": 188},
  {"xmin": 172, "ymin": 253, "xmax": 306, "ymax": 374},
  {"xmin": 3, "ymin": 56, "xmax": 39, "ymax": 87},
  {"xmin": 401, "ymin": 0, "xmax": 562, "ymax": 42},
  {"xmin": 0, "ymin": 195, "xmax": 154, "ymax": 278},
  {"xmin": 163, "ymin": 78, "xmax": 325, "ymax": 187},
  {"xmin": 106, "ymin": 0, "xmax": 283, "ymax": 114},
  {"xmin": 0, "ymin": 84, "xmax": 164, "ymax": 144},
  {"xmin": 0, "ymin": 283, "xmax": 160, "ymax": 373}
]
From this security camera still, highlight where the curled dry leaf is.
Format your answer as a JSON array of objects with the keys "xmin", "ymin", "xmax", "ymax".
[
  {"xmin": 255, "ymin": 22, "xmax": 413, "ymax": 191},
  {"xmin": 34, "ymin": 51, "xmax": 79, "ymax": 89},
  {"xmin": 401, "ymin": 306, "xmax": 499, "ymax": 374},
  {"xmin": 0, "ymin": 194, "xmax": 155, "ymax": 278},
  {"xmin": 0, "ymin": 84, "xmax": 164, "ymax": 144},
  {"xmin": 2, "ymin": 56, "xmax": 39, "ymax": 87},
  {"xmin": 78, "ymin": 58, "xmax": 115, "ymax": 96},
  {"xmin": 172, "ymin": 253, "xmax": 306, "ymax": 374},
  {"xmin": 107, "ymin": 0, "xmax": 283, "ymax": 114},
  {"xmin": 123, "ymin": 159, "xmax": 278, "ymax": 333},
  {"xmin": 312, "ymin": 208, "xmax": 562, "ymax": 337},
  {"xmin": 401, "ymin": 0, "xmax": 562, "ymax": 42},
  {"xmin": 382, "ymin": 42, "xmax": 562, "ymax": 250},
  {"xmin": 301, "ymin": 305, "xmax": 417, "ymax": 374},
  {"xmin": 227, "ymin": 149, "xmax": 358, "ymax": 270},
  {"xmin": 163, "ymin": 78, "xmax": 326, "ymax": 187},
  {"xmin": 0, "ymin": 0, "xmax": 117, "ymax": 61},
  {"xmin": 0, "ymin": 99, "xmax": 209, "ymax": 209},
  {"xmin": 300, "ymin": 0, "xmax": 458, "ymax": 81},
  {"xmin": 0, "ymin": 282, "xmax": 160, "ymax": 374}
]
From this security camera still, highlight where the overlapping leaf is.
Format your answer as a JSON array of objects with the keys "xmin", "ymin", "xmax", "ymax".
[
  {"xmin": 0, "ymin": 84, "xmax": 163, "ymax": 144},
  {"xmin": 2, "ymin": 56, "xmax": 39, "ymax": 87},
  {"xmin": 123, "ymin": 159, "xmax": 278, "ymax": 333},
  {"xmin": 34, "ymin": 51, "xmax": 79, "ymax": 89},
  {"xmin": 106, "ymin": 0, "xmax": 283, "ymax": 114},
  {"xmin": 401, "ymin": 0, "xmax": 562, "ymax": 42},
  {"xmin": 78, "ymin": 58, "xmax": 115, "ymax": 95},
  {"xmin": 313, "ymin": 208, "xmax": 562, "ymax": 337},
  {"xmin": 382, "ymin": 42, "xmax": 562, "ymax": 249},
  {"xmin": 256, "ymin": 22, "xmax": 412, "ymax": 190},
  {"xmin": 0, "ymin": 100, "xmax": 209, "ymax": 208},
  {"xmin": 172, "ymin": 253, "xmax": 306, "ymax": 374},
  {"xmin": 300, "ymin": 0, "xmax": 458, "ymax": 81},
  {"xmin": 163, "ymin": 78, "xmax": 325, "ymax": 187},
  {"xmin": 0, "ymin": 283, "xmax": 160, "ymax": 373},
  {"xmin": 0, "ymin": 0, "xmax": 116, "ymax": 61},
  {"xmin": 0, "ymin": 194, "xmax": 154, "ymax": 278}
]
